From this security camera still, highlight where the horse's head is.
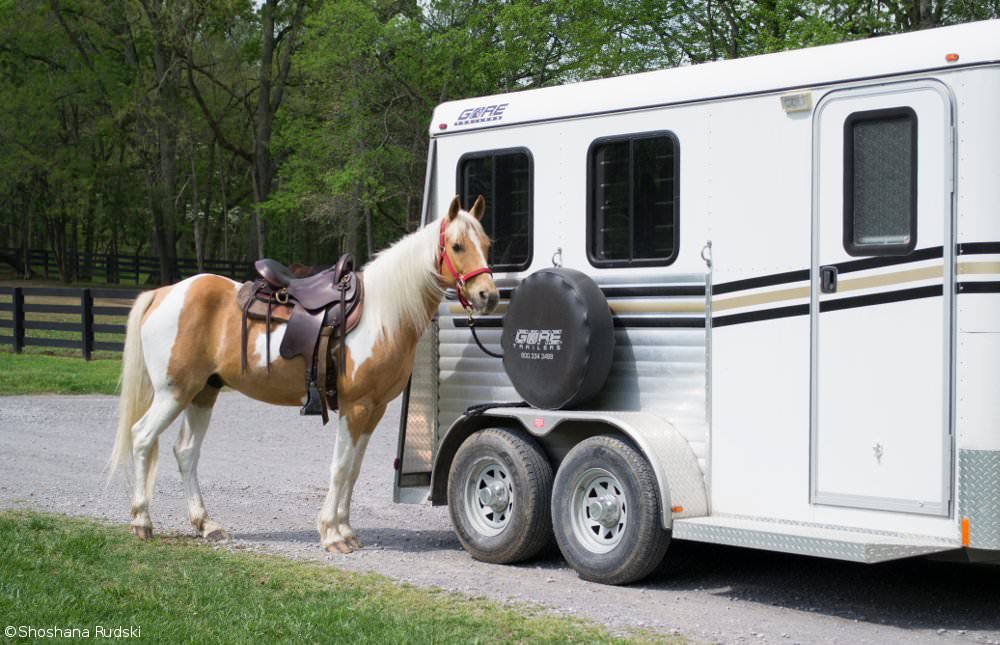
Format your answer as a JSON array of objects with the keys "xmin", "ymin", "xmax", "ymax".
[{"xmin": 438, "ymin": 195, "xmax": 499, "ymax": 314}]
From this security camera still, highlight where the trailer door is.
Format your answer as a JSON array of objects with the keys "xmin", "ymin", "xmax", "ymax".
[{"xmin": 811, "ymin": 82, "xmax": 953, "ymax": 515}]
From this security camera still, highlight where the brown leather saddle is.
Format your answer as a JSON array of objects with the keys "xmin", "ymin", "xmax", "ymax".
[{"xmin": 237, "ymin": 254, "xmax": 363, "ymax": 424}]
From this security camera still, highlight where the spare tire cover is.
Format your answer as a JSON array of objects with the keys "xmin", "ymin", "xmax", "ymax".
[{"xmin": 501, "ymin": 268, "xmax": 614, "ymax": 409}]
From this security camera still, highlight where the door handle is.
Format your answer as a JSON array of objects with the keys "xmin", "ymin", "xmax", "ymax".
[{"xmin": 820, "ymin": 265, "xmax": 838, "ymax": 294}]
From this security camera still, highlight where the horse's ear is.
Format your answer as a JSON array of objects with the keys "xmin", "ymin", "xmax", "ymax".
[
  {"xmin": 447, "ymin": 195, "xmax": 461, "ymax": 221},
  {"xmin": 470, "ymin": 195, "xmax": 486, "ymax": 221}
]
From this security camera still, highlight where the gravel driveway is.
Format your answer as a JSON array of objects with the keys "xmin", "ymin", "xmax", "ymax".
[{"xmin": 2, "ymin": 392, "xmax": 999, "ymax": 644}]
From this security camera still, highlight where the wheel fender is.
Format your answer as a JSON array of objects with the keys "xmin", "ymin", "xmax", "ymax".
[{"xmin": 432, "ymin": 409, "xmax": 707, "ymax": 529}]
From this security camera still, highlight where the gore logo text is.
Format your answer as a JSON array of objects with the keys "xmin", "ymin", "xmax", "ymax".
[
  {"xmin": 454, "ymin": 103, "xmax": 509, "ymax": 126},
  {"xmin": 513, "ymin": 328, "xmax": 562, "ymax": 351}
]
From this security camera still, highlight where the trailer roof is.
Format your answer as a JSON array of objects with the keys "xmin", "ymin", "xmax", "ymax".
[{"xmin": 430, "ymin": 19, "xmax": 1000, "ymax": 136}]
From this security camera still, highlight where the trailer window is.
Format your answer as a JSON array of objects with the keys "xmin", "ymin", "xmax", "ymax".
[
  {"xmin": 458, "ymin": 149, "xmax": 532, "ymax": 271},
  {"xmin": 844, "ymin": 108, "xmax": 917, "ymax": 256},
  {"xmin": 588, "ymin": 132, "xmax": 678, "ymax": 267}
]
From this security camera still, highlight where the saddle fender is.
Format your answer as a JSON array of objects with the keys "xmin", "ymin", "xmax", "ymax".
[{"xmin": 430, "ymin": 409, "xmax": 708, "ymax": 529}]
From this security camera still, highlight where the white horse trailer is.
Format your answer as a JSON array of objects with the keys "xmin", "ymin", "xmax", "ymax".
[{"xmin": 394, "ymin": 20, "xmax": 1000, "ymax": 584}]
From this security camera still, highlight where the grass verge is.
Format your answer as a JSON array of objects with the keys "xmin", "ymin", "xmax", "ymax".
[
  {"xmin": 0, "ymin": 511, "xmax": 677, "ymax": 644},
  {"xmin": 0, "ymin": 353, "xmax": 120, "ymax": 395}
]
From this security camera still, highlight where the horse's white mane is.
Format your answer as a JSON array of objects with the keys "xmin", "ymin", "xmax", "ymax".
[{"xmin": 361, "ymin": 212, "xmax": 483, "ymax": 339}]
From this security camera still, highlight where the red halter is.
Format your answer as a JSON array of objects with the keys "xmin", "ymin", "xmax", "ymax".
[{"xmin": 438, "ymin": 218, "xmax": 493, "ymax": 309}]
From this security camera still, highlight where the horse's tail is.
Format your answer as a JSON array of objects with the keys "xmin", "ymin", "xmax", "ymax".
[{"xmin": 109, "ymin": 289, "xmax": 157, "ymax": 488}]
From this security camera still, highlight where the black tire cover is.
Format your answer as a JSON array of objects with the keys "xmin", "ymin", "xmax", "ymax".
[{"xmin": 501, "ymin": 268, "xmax": 614, "ymax": 409}]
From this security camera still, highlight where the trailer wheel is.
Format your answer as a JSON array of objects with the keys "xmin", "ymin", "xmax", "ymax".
[
  {"xmin": 448, "ymin": 427, "xmax": 554, "ymax": 564},
  {"xmin": 552, "ymin": 436, "xmax": 670, "ymax": 585}
]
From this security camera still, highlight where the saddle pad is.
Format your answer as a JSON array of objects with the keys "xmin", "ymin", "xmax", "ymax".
[{"xmin": 236, "ymin": 281, "xmax": 293, "ymax": 323}]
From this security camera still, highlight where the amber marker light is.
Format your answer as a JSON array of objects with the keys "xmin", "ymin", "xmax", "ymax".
[
  {"xmin": 946, "ymin": 53, "xmax": 960, "ymax": 63},
  {"xmin": 671, "ymin": 506, "xmax": 684, "ymax": 513},
  {"xmin": 962, "ymin": 517, "xmax": 970, "ymax": 547}
]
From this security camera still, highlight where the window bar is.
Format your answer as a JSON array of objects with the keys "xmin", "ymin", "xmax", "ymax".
[
  {"xmin": 628, "ymin": 140, "xmax": 635, "ymax": 262},
  {"xmin": 490, "ymin": 158, "xmax": 497, "ymax": 244}
]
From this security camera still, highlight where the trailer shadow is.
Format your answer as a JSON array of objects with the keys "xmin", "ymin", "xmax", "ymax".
[{"xmin": 639, "ymin": 540, "xmax": 1000, "ymax": 632}]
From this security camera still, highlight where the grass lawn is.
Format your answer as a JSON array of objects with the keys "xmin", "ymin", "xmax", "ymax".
[
  {"xmin": 0, "ymin": 511, "xmax": 676, "ymax": 644},
  {"xmin": 0, "ymin": 353, "xmax": 121, "ymax": 395}
]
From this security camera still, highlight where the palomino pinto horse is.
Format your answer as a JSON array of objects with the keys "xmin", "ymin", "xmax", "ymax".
[{"xmin": 110, "ymin": 196, "xmax": 498, "ymax": 553}]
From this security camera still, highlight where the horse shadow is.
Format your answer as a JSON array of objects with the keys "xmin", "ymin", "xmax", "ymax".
[{"xmin": 236, "ymin": 527, "xmax": 462, "ymax": 554}]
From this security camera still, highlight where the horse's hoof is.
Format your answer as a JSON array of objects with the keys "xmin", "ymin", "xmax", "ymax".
[
  {"xmin": 346, "ymin": 536, "xmax": 362, "ymax": 550},
  {"xmin": 204, "ymin": 528, "xmax": 231, "ymax": 542},
  {"xmin": 130, "ymin": 525, "xmax": 153, "ymax": 540},
  {"xmin": 325, "ymin": 541, "xmax": 353, "ymax": 554}
]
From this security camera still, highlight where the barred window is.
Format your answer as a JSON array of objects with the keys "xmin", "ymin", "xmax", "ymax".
[
  {"xmin": 844, "ymin": 108, "xmax": 917, "ymax": 256},
  {"xmin": 589, "ymin": 132, "xmax": 679, "ymax": 267},
  {"xmin": 459, "ymin": 149, "xmax": 532, "ymax": 271}
]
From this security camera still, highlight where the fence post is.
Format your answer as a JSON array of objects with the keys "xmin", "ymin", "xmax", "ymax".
[
  {"xmin": 42, "ymin": 251, "xmax": 49, "ymax": 279},
  {"xmin": 81, "ymin": 288, "xmax": 94, "ymax": 361},
  {"xmin": 134, "ymin": 255, "xmax": 140, "ymax": 285},
  {"xmin": 12, "ymin": 287, "xmax": 24, "ymax": 353}
]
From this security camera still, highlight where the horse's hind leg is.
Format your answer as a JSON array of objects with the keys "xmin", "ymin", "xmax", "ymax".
[
  {"xmin": 130, "ymin": 392, "xmax": 185, "ymax": 539},
  {"xmin": 174, "ymin": 386, "xmax": 228, "ymax": 540}
]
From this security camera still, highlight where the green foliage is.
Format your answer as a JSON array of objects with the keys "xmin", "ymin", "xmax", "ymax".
[
  {"xmin": 0, "ymin": 1, "xmax": 997, "ymax": 277},
  {"xmin": 0, "ymin": 511, "xmax": 676, "ymax": 644}
]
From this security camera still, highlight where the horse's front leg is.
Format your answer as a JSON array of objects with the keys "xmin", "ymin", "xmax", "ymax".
[{"xmin": 317, "ymin": 403, "xmax": 381, "ymax": 553}]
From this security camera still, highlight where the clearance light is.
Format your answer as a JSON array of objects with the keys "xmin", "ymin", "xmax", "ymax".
[
  {"xmin": 945, "ymin": 53, "xmax": 960, "ymax": 63},
  {"xmin": 780, "ymin": 91, "xmax": 813, "ymax": 113},
  {"xmin": 962, "ymin": 517, "xmax": 970, "ymax": 546},
  {"xmin": 671, "ymin": 506, "xmax": 684, "ymax": 513},
  {"xmin": 438, "ymin": 123, "xmax": 448, "ymax": 130}
]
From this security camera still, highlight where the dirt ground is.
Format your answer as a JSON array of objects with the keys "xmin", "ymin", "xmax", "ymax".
[{"xmin": 2, "ymin": 392, "xmax": 999, "ymax": 645}]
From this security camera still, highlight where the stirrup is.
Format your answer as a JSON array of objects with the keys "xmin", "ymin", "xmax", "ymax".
[{"xmin": 301, "ymin": 382, "xmax": 325, "ymax": 416}]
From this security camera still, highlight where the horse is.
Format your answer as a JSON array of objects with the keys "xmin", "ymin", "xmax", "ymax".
[{"xmin": 109, "ymin": 195, "xmax": 498, "ymax": 553}]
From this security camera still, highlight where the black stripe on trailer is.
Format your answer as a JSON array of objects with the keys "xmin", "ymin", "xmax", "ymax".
[
  {"xmin": 453, "ymin": 316, "xmax": 706, "ymax": 329},
  {"xmin": 957, "ymin": 281, "xmax": 1000, "ymax": 293},
  {"xmin": 713, "ymin": 303, "xmax": 810, "ymax": 327},
  {"xmin": 958, "ymin": 243, "xmax": 1000, "ymax": 256},
  {"xmin": 819, "ymin": 284, "xmax": 942, "ymax": 312},
  {"xmin": 602, "ymin": 285, "xmax": 706, "ymax": 298},
  {"xmin": 713, "ymin": 269, "xmax": 810, "ymax": 295}
]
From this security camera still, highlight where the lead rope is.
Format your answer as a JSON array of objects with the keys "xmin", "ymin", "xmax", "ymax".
[{"xmin": 466, "ymin": 309, "xmax": 503, "ymax": 359}]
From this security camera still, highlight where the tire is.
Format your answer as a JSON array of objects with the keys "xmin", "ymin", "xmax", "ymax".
[
  {"xmin": 448, "ymin": 427, "xmax": 554, "ymax": 564},
  {"xmin": 552, "ymin": 435, "xmax": 671, "ymax": 585}
]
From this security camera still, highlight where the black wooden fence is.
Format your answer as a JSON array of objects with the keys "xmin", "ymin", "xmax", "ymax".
[
  {"xmin": 1, "ymin": 248, "xmax": 250, "ymax": 284},
  {"xmin": 0, "ymin": 286, "xmax": 140, "ymax": 359}
]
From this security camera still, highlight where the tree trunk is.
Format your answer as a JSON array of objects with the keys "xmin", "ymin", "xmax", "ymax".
[
  {"xmin": 202, "ymin": 141, "xmax": 216, "ymax": 260},
  {"xmin": 136, "ymin": 0, "xmax": 180, "ymax": 284},
  {"xmin": 220, "ymin": 151, "xmax": 230, "ymax": 262},
  {"xmin": 365, "ymin": 206, "xmax": 374, "ymax": 260},
  {"xmin": 19, "ymin": 189, "xmax": 32, "ymax": 279},
  {"xmin": 191, "ymin": 154, "xmax": 204, "ymax": 272}
]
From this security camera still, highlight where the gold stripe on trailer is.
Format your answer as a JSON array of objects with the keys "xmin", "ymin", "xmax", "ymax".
[
  {"xmin": 957, "ymin": 261, "xmax": 1000, "ymax": 276},
  {"xmin": 713, "ymin": 285, "xmax": 810, "ymax": 312},
  {"xmin": 447, "ymin": 299, "xmax": 705, "ymax": 316}
]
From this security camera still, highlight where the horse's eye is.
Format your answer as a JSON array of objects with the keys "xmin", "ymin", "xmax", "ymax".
[{"xmin": 451, "ymin": 243, "xmax": 463, "ymax": 253}]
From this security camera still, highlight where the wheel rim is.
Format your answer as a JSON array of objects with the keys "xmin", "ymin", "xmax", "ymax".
[
  {"xmin": 570, "ymin": 467, "xmax": 628, "ymax": 554},
  {"xmin": 463, "ymin": 458, "xmax": 514, "ymax": 537}
]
